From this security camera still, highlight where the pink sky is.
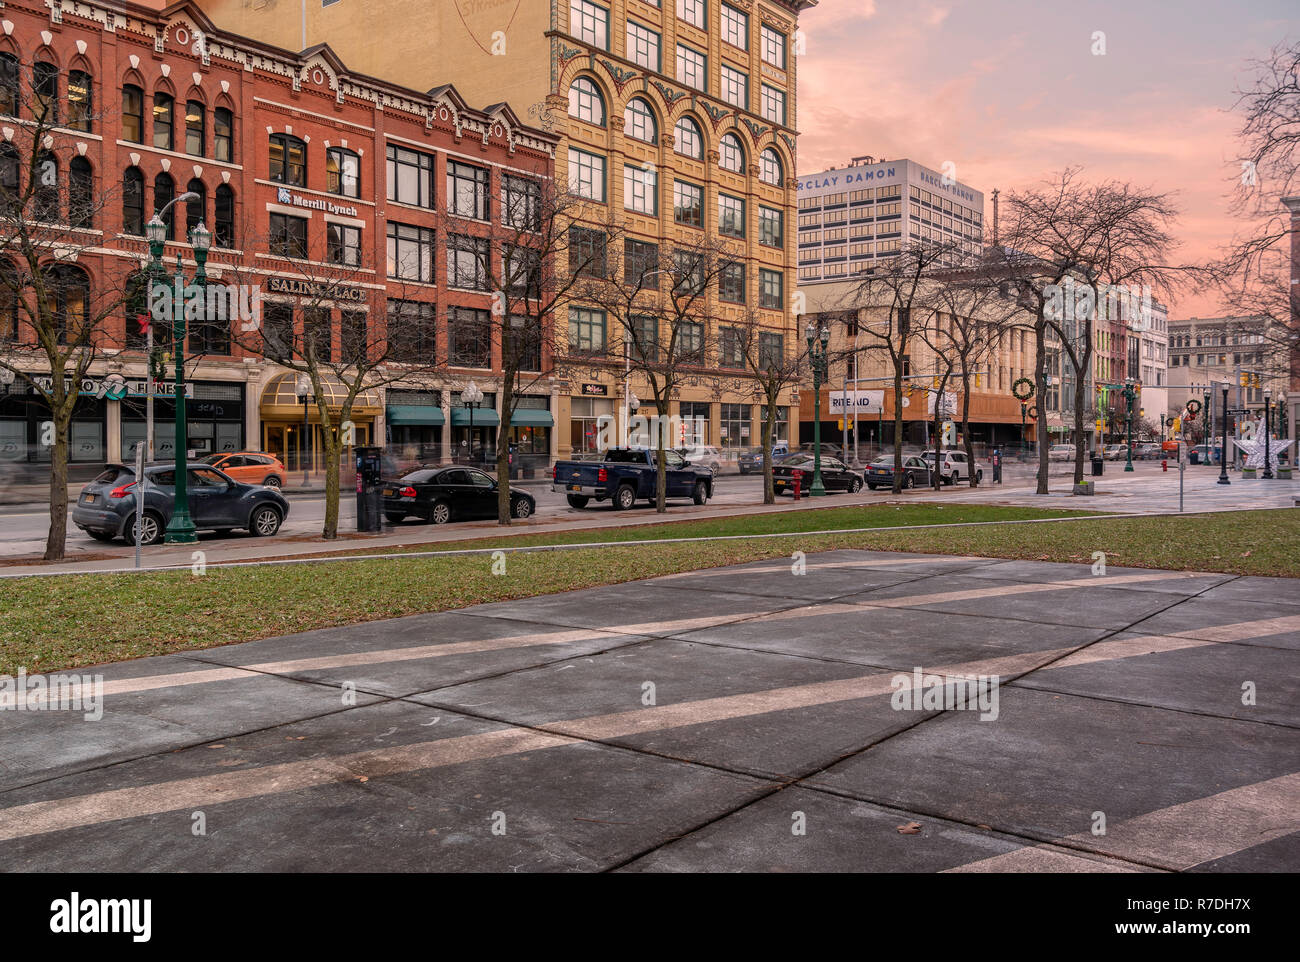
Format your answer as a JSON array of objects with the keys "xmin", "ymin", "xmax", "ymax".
[{"xmin": 796, "ymin": 0, "xmax": 1296, "ymax": 319}]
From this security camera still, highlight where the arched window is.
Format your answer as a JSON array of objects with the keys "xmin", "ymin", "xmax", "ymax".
[
  {"xmin": 121, "ymin": 84, "xmax": 144, "ymax": 143},
  {"xmin": 153, "ymin": 172, "xmax": 175, "ymax": 240},
  {"xmin": 214, "ymin": 185, "xmax": 235, "ymax": 248},
  {"xmin": 0, "ymin": 143, "xmax": 19, "ymax": 215},
  {"xmin": 33, "ymin": 152, "xmax": 58, "ymax": 222},
  {"xmin": 674, "ymin": 116, "xmax": 702, "ymax": 160},
  {"xmin": 269, "ymin": 133, "xmax": 306, "ymax": 186},
  {"xmin": 624, "ymin": 97, "xmax": 656, "ymax": 143},
  {"xmin": 214, "ymin": 106, "xmax": 233, "ymax": 162},
  {"xmin": 122, "ymin": 166, "xmax": 145, "ymax": 236},
  {"xmin": 185, "ymin": 178, "xmax": 206, "ymax": 234},
  {"xmin": 43, "ymin": 265, "xmax": 89, "ymax": 346},
  {"xmin": 185, "ymin": 99, "xmax": 205, "ymax": 156},
  {"xmin": 0, "ymin": 54, "xmax": 20, "ymax": 117},
  {"xmin": 759, "ymin": 148, "xmax": 783, "ymax": 186},
  {"xmin": 326, "ymin": 147, "xmax": 360, "ymax": 197},
  {"xmin": 68, "ymin": 70, "xmax": 92, "ymax": 132},
  {"xmin": 567, "ymin": 77, "xmax": 605, "ymax": 126},
  {"xmin": 719, "ymin": 132, "xmax": 745, "ymax": 174},
  {"xmin": 33, "ymin": 61, "xmax": 58, "ymax": 124},
  {"xmin": 69, "ymin": 157, "xmax": 93, "ymax": 227},
  {"xmin": 153, "ymin": 91, "xmax": 174, "ymax": 150}
]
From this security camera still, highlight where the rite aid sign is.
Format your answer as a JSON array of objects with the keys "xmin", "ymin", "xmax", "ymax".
[{"xmin": 830, "ymin": 390, "xmax": 884, "ymax": 414}]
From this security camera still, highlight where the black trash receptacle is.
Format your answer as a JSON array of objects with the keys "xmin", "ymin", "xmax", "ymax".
[
  {"xmin": 1090, "ymin": 456, "xmax": 1104, "ymax": 477},
  {"xmin": 1189, "ymin": 449, "xmax": 1200, "ymax": 465}
]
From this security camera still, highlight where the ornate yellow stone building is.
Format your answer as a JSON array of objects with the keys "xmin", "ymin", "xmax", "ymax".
[{"xmin": 195, "ymin": 0, "xmax": 815, "ymax": 459}]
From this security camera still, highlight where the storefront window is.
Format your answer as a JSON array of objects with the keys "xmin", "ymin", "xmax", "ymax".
[
  {"xmin": 759, "ymin": 404, "xmax": 789, "ymax": 443},
  {"xmin": 679, "ymin": 401, "xmax": 710, "ymax": 445},
  {"xmin": 570, "ymin": 397, "xmax": 613, "ymax": 454},
  {"xmin": 720, "ymin": 402, "xmax": 751, "ymax": 451}
]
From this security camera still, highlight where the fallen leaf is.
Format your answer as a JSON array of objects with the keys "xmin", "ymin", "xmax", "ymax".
[
  {"xmin": 897, "ymin": 821, "xmax": 923, "ymax": 835},
  {"xmin": 357, "ymin": 775, "xmax": 369, "ymax": 783}
]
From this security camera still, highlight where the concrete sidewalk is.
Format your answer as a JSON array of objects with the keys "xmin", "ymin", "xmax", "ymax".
[{"xmin": 0, "ymin": 549, "xmax": 1295, "ymax": 871}]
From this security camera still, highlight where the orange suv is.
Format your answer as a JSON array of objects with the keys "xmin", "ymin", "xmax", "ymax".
[{"xmin": 199, "ymin": 452, "xmax": 287, "ymax": 488}]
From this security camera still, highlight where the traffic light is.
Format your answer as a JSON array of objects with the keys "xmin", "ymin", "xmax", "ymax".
[{"xmin": 1239, "ymin": 371, "xmax": 1249, "ymax": 387}]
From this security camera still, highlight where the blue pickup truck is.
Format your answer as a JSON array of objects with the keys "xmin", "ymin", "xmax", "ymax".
[{"xmin": 552, "ymin": 447, "xmax": 714, "ymax": 509}]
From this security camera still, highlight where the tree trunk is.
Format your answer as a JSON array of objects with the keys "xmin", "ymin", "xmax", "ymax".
[
  {"xmin": 961, "ymin": 369, "xmax": 977, "ymax": 487},
  {"xmin": 762, "ymin": 400, "xmax": 776, "ymax": 505},
  {"xmin": 931, "ymin": 392, "xmax": 943, "ymax": 491},
  {"xmin": 1073, "ymin": 374, "xmax": 1088, "ymax": 485},
  {"xmin": 892, "ymin": 362, "xmax": 905, "ymax": 494},
  {"xmin": 1035, "ymin": 320, "xmax": 1050, "ymax": 495},
  {"xmin": 655, "ymin": 413, "xmax": 667, "ymax": 513},
  {"xmin": 321, "ymin": 434, "xmax": 341, "ymax": 540},
  {"xmin": 497, "ymin": 379, "xmax": 514, "ymax": 525},
  {"xmin": 43, "ymin": 425, "xmax": 70, "ymax": 561}
]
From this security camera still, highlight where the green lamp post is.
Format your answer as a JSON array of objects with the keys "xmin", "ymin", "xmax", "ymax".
[
  {"xmin": 805, "ymin": 320, "xmax": 830, "ymax": 496},
  {"xmin": 145, "ymin": 211, "xmax": 210, "ymax": 545},
  {"xmin": 1122, "ymin": 379, "xmax": 1137, "ymax": 472}
]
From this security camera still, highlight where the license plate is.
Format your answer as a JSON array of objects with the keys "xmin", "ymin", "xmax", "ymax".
[
  {"xmin": 81, "ymin": 493, "xmax": 96, "ymax": 503},
  {"xmin": 383, "ymin": 488, "xmax": 394, "ymax": 497},
  {"xmin": 570, "ymin": 484, "xmax": 582, "ymax": 492}
]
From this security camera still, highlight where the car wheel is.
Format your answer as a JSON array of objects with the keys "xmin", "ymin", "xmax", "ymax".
[
  {"xmin": 692, "ymin": 480, "xmax": 708, "ymax": 505},
  {"xmin": 850, "ymin": 477, "xmax": 863, "ymax": 493},
  {"xmin": 566, "ymin": 494, "xmax": 590, "ymax": 509},
  {"xmin": 263, "ymin": 475, "xmax": 282, "ymax": 488},
  {"xmin": 976, "ymin": 470, "xmax": 984, "ymax": 483},
  {"xmin": 85, "ymin": 529, "xmax": 116, "ymax": 543},
  {"xmin": 512, "ymin": 498, "xmax": 533, "ymax": 519},
  {"xmin": 430, "ymin": 501, "xmax": 451, "ymax": 525},
  {"xmin": 123, "ymin": 511, "xmax": 164, "ymax": 546},
  {"xmin": 866, "ymin": 483, "xmax": 877, "ymax": 490},
  {"xmin": 904, "ymin": 474, "xmax": 916, "ymax": 489},
  {"xmin": 613, "ymin": 484, "xmax": 637, "ymax": 510},
  {"xmin": 385, "ymin": 513, "xmax": 407, "ymax": 524},
  {"xmin": 249, "ymin": 505, "xmax": 283, "ymax": 537}
]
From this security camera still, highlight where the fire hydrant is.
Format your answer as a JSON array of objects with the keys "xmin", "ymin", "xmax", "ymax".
[
  {"xmin": 1162, "ymin": 460, "xmax": 1168, "ymax": 472},
  {"xmin": 793, "ymin": 473, "xmax": 802, "ymax": 500}
]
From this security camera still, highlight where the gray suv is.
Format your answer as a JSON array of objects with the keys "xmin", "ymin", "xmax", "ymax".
[{"xmin": 73, "ymin": 463, "xmax": 290, "ymax": 545}]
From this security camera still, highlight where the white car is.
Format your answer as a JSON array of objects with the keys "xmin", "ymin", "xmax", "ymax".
[
  {"xmin": 1048, "ymin": 444, "xmax": 1074, "ymax": 462},
  {"xmin": 921, "ymin": 449, "xmax": 984, "ymax": 485},
  {"xmin": 678, "ymin": 445, "xmax": 722, "ymax": 475}
]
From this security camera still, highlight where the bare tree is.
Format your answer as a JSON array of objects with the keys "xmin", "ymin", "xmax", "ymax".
[
  {"xmin": 576, "ymin": 233, "xmax": 736, "ymax": 512},
  {"xmin": 0, "ymin": 59, "xmax": 129, "ymax": 560}
]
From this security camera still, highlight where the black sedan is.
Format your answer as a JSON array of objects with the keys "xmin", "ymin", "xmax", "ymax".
[
  {"xmin": 382, "ymin": 465, "xmax": 535, "ymax": 524},
  {"xmin": 72, "ymin": 463, "xmax": 289, "ymax": 544},
  {"xmin": 864, "ymin": 455, "xmax": 933, "ymax": 490},
  {"xmin": 772, "ymin": 453, "xmax": 863, "ymax": 495}
]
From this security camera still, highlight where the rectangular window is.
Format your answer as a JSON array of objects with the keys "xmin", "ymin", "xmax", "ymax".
[
  {"xmin": 341, "ymin": 310, "xmax": 367, "ymax": 364},
  {"xmin": 760, "ymin": 84, "xmax": 786, "ymax": 125},
  {"xmin": 327, "ymin": 148, "xmax": 360, "ymax": 198},
  {"xmin": 507, "ymin": 314, "xmax": 542, "ymax": 372},
  {"xmin": 121, "ymin": 85, "xmax": 144, "ymax": 143},
  {"xmin": 677, "ymin": 0, "xmax": 706, "ymax": 29},
  {"xmin": 679, "ymin": 320, "xmax": 704, "ymax": 360},
  {"xmin": 303, "ymin": 308, "xmax": 332, "ymax": 363},
  {"xmin": 387, "ymin": 144, "xmax": 435, "ymax": 208},
  {"xmin": 629, "ymin": 314, "xmax": 658, "ymax": 362},
  {"xmin": 185, "ymin": 100, "xmax": 205, "ymax": 156},
  {"xmin": 761, "ymin": 24, "xmax": 786, "ymax": 68},
  {"xmin": 153, "ymin": 93, "xmax": 174, "ymax": 151},
  {"xmin": 568, "ymin": 148, "xmax": 607, "ymax": 202},
  {"xmin": 447, "ymin": 233, "xmax": 489, "ymax": 290},
  {"xmin": 68, "ymin": 71, "xmax": 92, "ymax": 133},
  {"xmin": 759, "ymin": 205, "xmax": 783, "ymax": 248},
  {"xmin": 568, "ymin": 306, "xmax": 606, "ymax": 354},
  {"xmin": 718, "ymin": 193, "xmax": 745, "ymax": 238},
  {"xmin": 718, "ymin": 327, "xmax": 743, "ymax": 368},
  {"xmin": 388, "ymin": 222, "xmax": 435, "ymax": 283},
  {"xmin": 624, "ymin": 238, "xmax": 660, "ymax": 286},
  {"xmin": 327, "ymin": 223, "xmax": 361, "ymax": 267},
  {"xmin": 719, "ymin": 261, "xmax": 746, "ymax": 304},
  {"xmin": 505, "ymin": 244, "xmax": 541, "ymax": 296},
  {"xmin": 268, "ymin": 212, "xmax": 308, "ymax": 259},
  {"xmin": 262, "ymin": 304, "xmax": 294, "ymax": 361},
  {"xmin": 214, "ymin": 108, "xmax": 233, "ymax": 163},
  {"xmin": 720, "ymin": 65, "xmax": 748, "ymax": 109},
  {"xmin": 504, "ymin": 174, "xmax": 542, "ymax": 231},
  {"xmin": 387, "ymin": 299, "xmax": 437, "ymax": 361},
  {"xmin": 570, "ymin": 0, "xmax": 609, "ymax": 49},
  {"xmin": 759, "ymin": 268, "xmax": 782, "ymax": 310},
  {"xmin": 569, "ymin": 226, "xmax": 607, "ymax": 278},
  {"xmin": 721, "ymin": 4, "xmax": 748, "ymax": 49},
  {"xmin": 759, "ymin": 332, "xmax": 783, "ymax": 370},
  {"xmin": 676, "ymin": 44, "xmax": 707, "ymax": 91},
  {"xmin": 674, "ymin": 180, "xmax": 703, "ymax": 228},
  {"xmin": 447, "ymin": 160, "xmax": 490, "ymax": 220},
  {"xmin": 720, "ymin": 402, "xmax": 750, "ymax": 450},
  {"xmin": 448, "ymin": 306, "xmax": 491, "ymax": 368},
  {"xmin": 623, "ymin": 164, "xmax": 657, "ymax": 215},
  {"xmin": 626, "ymin": 21, "xmax": 661, "ymax": 71},
  {"xmin": 270, "ymin": 134, "xmax": 306, "ymax": 187},
  {"xmin": 673, "ymin": 249, "xmax": 707, "ymax": 294}
]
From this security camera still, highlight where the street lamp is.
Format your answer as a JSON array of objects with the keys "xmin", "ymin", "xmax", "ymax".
[
  {"xmin": 462, "ymin": 380, "xmax": 484, "ymax": 464},
  {"xmin": 805, "ymin": 320, "xmax": 830, "ymax": 496},
  {"xmin": 1263, "ymin": 388, "xmax": 1273, "ymax": 479},
  {"xmin": 145, "ymin": 210, "xmax": 208, "ymax": 545},
  {"xmin": 1218, "ymin": 385, "xmax": 1231, "ymax": 485},
  {"xmin": 295, "ymin": 373, "xmax": 312, "ymax": 487},
  {"xmin": 1121, "ymin": 379, "xmax": 1137, "ymax": 472},
  {"xmin": 627, "ymin": 390, "xmax": 640, "ymax": 446}
]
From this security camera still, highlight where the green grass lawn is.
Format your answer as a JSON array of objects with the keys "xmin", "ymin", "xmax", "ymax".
[{"xmin": 2, "ymin": 505, "xmax": 1295, "ymax": 675}]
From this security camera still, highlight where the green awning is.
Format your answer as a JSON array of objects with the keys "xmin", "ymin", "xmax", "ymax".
[
  {"xmin": 386, "ymin": 405, "xmax": 445, "ymax": 426},
  {"xmin": 450, "ymin": 407, "xmax": 500, "ymax": 427},
  {"xmin": 510, "ymin": 409, "xmax": 554, "ymax": 427}
]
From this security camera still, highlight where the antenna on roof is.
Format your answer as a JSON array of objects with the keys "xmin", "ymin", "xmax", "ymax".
[{"xmin": 991, "ymin": 188, "xmax": 1000, "ymax": 247}]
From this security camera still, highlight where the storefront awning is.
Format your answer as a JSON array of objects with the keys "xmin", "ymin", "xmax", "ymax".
[
  {"xmin": 259, "ymin": 372, "xmax": 381, "ymax": 420},
  {"xmin": 450, "ymin": 407, "xmax": 500, "ymax": 427},
  {"xmin": 386, "ymin": 405, "xmax": 445, "ymax": 426},
  {"xmin": 510, "ymin": 409, "xmax": 554, "ymax": 427}
]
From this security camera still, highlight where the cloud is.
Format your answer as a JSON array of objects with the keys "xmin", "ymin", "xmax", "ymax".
[{"xmin": 926, "ymin": 7, "xmax": 951, "ymax": 27}]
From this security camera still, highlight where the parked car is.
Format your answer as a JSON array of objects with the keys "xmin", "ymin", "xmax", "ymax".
[
  {"xmin": 72, "ymin": 463, "xmax": 289, "ymax": 545},
  {"xmin": 1102, "ymin": 443, "xmax": 1127, "ymax": 461},
  {"xmin": 798, "ymin": 441, "xmax": 844, "ymax": 460},
  {"xmin": 199, "ymin": 451, "xmax": 287, "ymax": 488},
  {"xmin": 772, "ymin": 453, "xmax": 863, "ymax": 495},
  {"xmin": 552, "ymin": 447, "xmax": 713, "ymax": 509},
  {"xmin": 382, "ymin": 465, "xmax": 534, "ymax": 524},
  {"xmin": 1134, "ymin": 442, "xmax": 1161, "ymax": 460},
  {"xmin": 865, "ymin": 454, "xmax": 933, "ymax": 490},
  {"xmin": 921, "ymin": 449, "xmax": 984, "ymax": 485},
  {"xmin": 677, "ymin": 444, "xmax": 723, "ymax": 476},
  {"xmin": 1189, "ymin": 443, "xmax": 1223, "ymax": 465},
  {"xmin": 1048, "ymin": 443, "xmax": 1075, "ymax": 462},
  {"xmin": 737, "ymin": 443, "xmax": 791, "ymax": 474}
]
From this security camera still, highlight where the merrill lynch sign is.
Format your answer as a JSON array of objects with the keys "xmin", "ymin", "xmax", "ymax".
[{"xmin": 830, "ymin": 390, "xmax": 884, "ymax": 414}]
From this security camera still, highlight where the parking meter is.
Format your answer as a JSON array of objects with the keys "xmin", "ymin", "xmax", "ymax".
[
  {"xmin": 355, "ymin": 446, "xmax": 383, "ymax": 533},
  {"xmin": 992, "ymin": 448, "xmax": 1002, "ymax": 484}
]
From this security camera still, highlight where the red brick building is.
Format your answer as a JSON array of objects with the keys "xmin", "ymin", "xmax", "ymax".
[{"xmin": 0, "ymin": 0, "xmax": 557, "ymax": 478}]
